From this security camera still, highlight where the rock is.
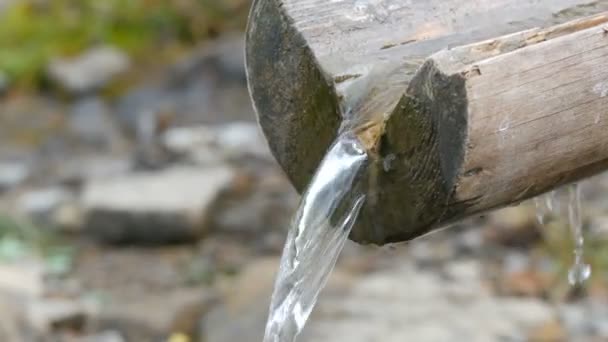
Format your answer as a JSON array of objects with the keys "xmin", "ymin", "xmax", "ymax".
[
  {"xmin": 301, "ymin": 259, "xmax": 556, "ymax": 342},
  {"xmin": 80, "ymin": 331, "xmax": 126, "ymax": 342},
  {"xmin": 99, "ymin": 288, "xmax": 214, "ymax": 341},
  {"xmin": 47, "ymin": 46, "xmax": 129, "ymax": 94},
  {"xmin": 58, "ymin": 156, "xmax": 131, "ymax": 186},
  {"xmin": 453, "ymin": 228, "xmax": 484, "ymax": 255},
  {"xmin": 407, "ymin": 240, "xmax": 435, "ymax": 263},
  {"xmin": 0, "ymin": 160, "xmax": 29, "ymax": 191},
  {"xmin": 489, "ymin": 206, "xmax": 536, "ymax": 230},
  {"xmin": 212, "ymin": 182, "xmax": 296, "ymax": 237},
  {"xmin": 213, "ymin": 34, "xmax": 247, "ymax": 78},
  {"xmin": 591, "ymin": 317, "xmax": 608, "ymax": 339},
  {"xmin": 26, "ymin": 297, "xmax": 87, "ymax": 333},
  {"xmin": 216, "ymin": 122, "xmax": 273, "ymax": 160},
  {"xmin": 503, "ymin": 251, "xmax": 531, "ymax": 274},
  {"xmin": 568, "ymin": 301, "xmax": 608, "ymax": 339},
  {"xmin": 204, "ymin": 258, "xmax": 278, "ymax": 342},
  {"xmin": 162, "ymin": 126, "xmax": 213, "ymax": 152},
  {"xmin": 499, "ymin": 299, "xmax": 557, "ymax": 332},
  {"xmin": 69, "ymin": 97, "xmax": 123, "ymax": 148},
  {"xmin": 82, "ymin": 166, "xmax": 235, "ymax": 244},
  {"xmin": 589, "ymin": 215, "xmax": 608, "ymax": 239},
  {"xmin": 168, "ymin": 333, "xmax": 190, "ymax": 342},
  {"xmin": 444, "ymin": 260, "xmax": 482, "ymax": 283},
  {"xmin": 208, "ymin": 165, "xmax": 297, "ymax": 245},
  {"xmin": 115, "ymin": 86, "xmax": 172, "ymax": 136},
  {"xmin": 408, "ymin": 239, "xmax": 456, "ymax": 267},
  {"xmin": 497, "ymin": 252, "xmax": 553, "ymax": 297},
  {"xmin": 180, "ymin": 34, "xmax": 245, "ymax": 80},
  {"xmin": 170, "ymin": 33, "xmax": 246, "ymax": 85},
  {"xmin": 0, "ymin": 260, "xmax": 47, "ymax": 297},
  {"xmin": 162, "ymin": 122, "xmax": 272, "ymax": 163},
  {"xmin": 528, "ymin": 320, "xmax": 567, "ymax": 342},
  {"xmin": 132, "ymin": 110, "xmax": 175, "ymax": 170},
  {"xmin": 485, "ymin": 205, "xmax": 542, "ymax": 248},
  {"xmin": 116, "ymin": 35, "xmax": 254, "ymax": 131},
  {"xmin": 559, "ymin": 304, "xmax": 591, "ymax": 337},
  {"xmin": 170, "ymin": 293, "xmax": 218, "ymax": 341},
  {"xmin": 52, "ymin": 202, "xmax": 85, "ymax": 233},
  {"xmin": 501, "ymin": 270, "xmax": 551, "ymax": 297},
  {"xmin": 17, "ymin": 187, "xmax": 73, "ymax": 224}
]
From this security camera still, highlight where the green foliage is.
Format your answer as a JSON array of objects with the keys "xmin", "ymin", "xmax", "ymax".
[
  {"xmin": 0, "ymin": 0, "xmax": 250, "ymax": 88},
  {"xmin": 0, "ymin": 214, "xmax": 74, "ymax": 275}
]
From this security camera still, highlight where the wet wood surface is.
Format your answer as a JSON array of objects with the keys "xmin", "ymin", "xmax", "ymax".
[{"xmin": 246, "ymin": 0, "xmax": 608, "ymax": 244}]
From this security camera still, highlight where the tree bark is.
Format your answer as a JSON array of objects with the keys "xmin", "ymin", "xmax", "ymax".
[{"xmin": 246, "ymin": 0, "xmax": 608, "ymax": 244}]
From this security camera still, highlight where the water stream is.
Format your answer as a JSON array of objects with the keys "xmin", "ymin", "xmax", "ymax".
[
  {"xmin": 534, "ymin": 185, "xmax": 591, "ymax": 286},
  {"xmin": 262, "ymin": 132, "xmax": 368, "ymax": 342},
  {"xmin": 566, "ymin": 184, "xmax": 591, "ymax": 286},
  {"xmin": 264, "ymin": 141, "xmax": 594, "ymax": 342}
]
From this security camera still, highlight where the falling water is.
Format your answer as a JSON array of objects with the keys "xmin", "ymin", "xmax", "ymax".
[
  {"xmin": 533, "ymin": 191, "xmax": 559, "ymax": 225},
  {"xmin": 534, "ymin": 197, "xmax": 549, "ymax": 225},
  {"xmin": 535, "ymin": 185, "xmax": 592, "ymax": 285},
  {"xmin": 566, "ymin": 184, "xmax": 591, "ymax": 286},
  {"xmin": 263, "ymin": 132, "xmax": 368, "ymax": 342}
]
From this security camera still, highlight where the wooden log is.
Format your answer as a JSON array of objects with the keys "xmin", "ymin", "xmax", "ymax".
[{"xmin": 246, "ymin": 0, "xmax": 608, "ymax": 244}]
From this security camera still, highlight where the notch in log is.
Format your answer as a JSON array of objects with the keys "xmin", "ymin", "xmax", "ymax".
[{"xmin": 246, "ymin": 0, "xmax": 608, "ymax": 245}]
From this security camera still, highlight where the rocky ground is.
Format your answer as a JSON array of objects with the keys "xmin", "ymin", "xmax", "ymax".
[{"xmin": 1, "ymin": 16, "xmax": 608, "ymax": 342}]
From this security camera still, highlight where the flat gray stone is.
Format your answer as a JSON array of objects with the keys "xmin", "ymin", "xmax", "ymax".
[
  {"xmin": 82, "ymin": 166, "xmax": 235, "ymax": 244},
  {"xmin": 0, "ymin": 160, "xmax": 29, "ymax": 191},
  {"xmin": 26, "ymin": 297, "xmax": 87, "ymax": 333},
  {"xmin": 47, "ymin": 46, "xmax": 129, "ymax": 94}
]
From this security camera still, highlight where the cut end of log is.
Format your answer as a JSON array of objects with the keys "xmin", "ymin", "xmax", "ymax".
[
  {"xmin": 245, "ymin": 0, "xmax": 342, "ymax": 192},
  {"xmin": 247, "ymin": 0, "xmax": 608, "ymax": 245}
]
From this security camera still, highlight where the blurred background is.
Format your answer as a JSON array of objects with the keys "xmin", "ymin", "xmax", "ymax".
[{"xmin": 1, "ymin": 1, "xmax": 608, "ymax": 341}]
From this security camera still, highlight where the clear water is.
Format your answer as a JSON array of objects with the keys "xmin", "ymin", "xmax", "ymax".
[
  {"xmin": 533, "ymin": 185, "xmax": 591, "ymax": 286},
  {"xmin": 263, "ymin": 132, "xmax": 368, "ymax": 342},
  {"xmin": 566, "ymin": 184, "xmax": 591, "ymax": 286},
  {"xmin": 534, "ymin": 197, "xmax": 549, "ymax": 225},
  {"xmin": 533, "ymin": 191, "xmax": 558, "ymax": 225}
]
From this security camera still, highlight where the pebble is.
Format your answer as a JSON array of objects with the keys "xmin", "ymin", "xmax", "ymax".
[
  {"xmin": 47, "ymin": 46, "xmax": 129, "ymax": 94},
  {"xmin": 69, "ymin": 97, "xmax": 122, "ymax": 148},
  {"xmin": 0, "ymin": 260, "xmax": 48, "ymax": 297},
  {"xmin": 17, "ymin": 187, "xmax": 73, "ymax": 222},
  {"xmin": 0, "ymin": 160, "xmax": 29, "ymax": 191},
  {"xmin": 26, "ymin": 297, "xmax": 87, "ymax": 333}
]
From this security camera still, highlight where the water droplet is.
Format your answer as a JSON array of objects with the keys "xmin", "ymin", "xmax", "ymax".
[
  {"xmin": 498, "ymin": 117, "xmax": 510, "ymax": 132},
  {"xmin": 568, "ymin": 262, "xmax": 591, "ymax": 286},
  {"xmin": 383, "ymin": 154, "xmax": 396, "ymax": 172}
]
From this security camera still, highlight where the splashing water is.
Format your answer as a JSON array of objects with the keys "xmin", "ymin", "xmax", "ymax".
[
  {"xmin": 263, "ymin": 132, "xmax": 368, "ymax": 342},
  {"xmin": 567, "ymin": 184, "xmax": 591, "ymax": 286}
]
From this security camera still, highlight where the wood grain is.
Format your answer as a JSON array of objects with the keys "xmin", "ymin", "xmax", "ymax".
[
  {"xmin": 246, "ymin": 0, "xmax": 608, "ymax": 244},
  {"xmin": 448, "ymin": 15, "xmax": 608, "ymax": 212}
]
